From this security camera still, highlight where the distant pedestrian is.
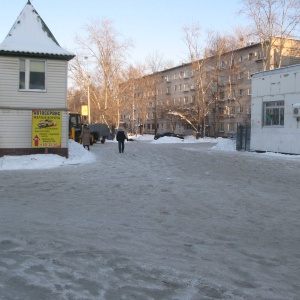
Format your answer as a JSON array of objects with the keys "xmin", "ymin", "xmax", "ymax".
[
  {"xmin": 80, "ymin": 124, "xmax": 90, "ymax": 150},
  {"xmin": 116, "ymin": 126, "xmax": 128, "ymax": 153}
]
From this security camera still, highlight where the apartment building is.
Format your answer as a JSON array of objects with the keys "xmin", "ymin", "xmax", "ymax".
[{"xmin": 123, "ymin": 38, "xmax": 300, "ymax": 137}]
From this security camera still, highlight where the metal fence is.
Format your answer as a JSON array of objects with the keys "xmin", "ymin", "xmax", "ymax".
[{"xmin": 236, "ymin": 124, "xmax": 251, "ymax": 151}]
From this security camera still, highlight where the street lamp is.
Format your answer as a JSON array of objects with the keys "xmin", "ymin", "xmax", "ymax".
[
  {"xmin": 84, "ymin": 56, "xmax": 91, "ymax": 124},
  {"xmin": 132, "ymin": 103, "xmax": 135, "ymax": 135}
]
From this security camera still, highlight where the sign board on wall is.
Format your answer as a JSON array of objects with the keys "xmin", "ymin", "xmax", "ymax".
[{"xmin": 32, "ymin": 110, "xmax": 62, "ymax": 148}]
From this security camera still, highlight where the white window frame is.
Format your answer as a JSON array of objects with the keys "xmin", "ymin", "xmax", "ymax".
[
  {"xmin": 263, "ymin": 101, "xmax": 285, "ymax": 127},
  {"xmin": 19, "ymin": 58, "xmax": 46, "ymax": 91}
]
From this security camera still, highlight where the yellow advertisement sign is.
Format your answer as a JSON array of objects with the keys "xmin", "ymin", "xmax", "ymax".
[
  {"xmin": 32, "ymin": 110, "xmax": 62, "ymax": 148},
  {"xmin": 81, "ymin": 105, "xmax": 88, "ymax": 116}
]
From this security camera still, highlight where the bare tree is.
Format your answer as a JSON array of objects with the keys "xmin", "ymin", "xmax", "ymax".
[
  {"xmin": 229, "ymin": 26, "xmax": 256, "ymax": 48},
  {"xmin": 70, "ymin": 18, "xmax": 133, "ymax": 129},
  {"xmin": 67, "ymin": 87, "xmax": 84, "ymax": 113},
  {"xmin": 181, "ymin": 23, "xmax": 257, "ymax": 137},
  {"xmin": 206, "ymin": 34, "xmax": 234, "ymax": 137},
  {"xmin": 120, "ymin": 64, "xmax": 148, "ymax": 135},
  {"xmin": 181, "ymin": 24, "xmax": 218, "ymax": 138},
  {"xmin": 240, "ymin": 0, "xmax": 300, "ymax": 70},
  {"xmin": 222, "ymin": 29, "xmax": 255, "ymax": 126},
  {"xmin": 145, "ymin": 52, "xmax": 168, "ymax": 135},
  {"xmin": 68, "ymin": 55, "xmax": 93, "ymax": 122}
]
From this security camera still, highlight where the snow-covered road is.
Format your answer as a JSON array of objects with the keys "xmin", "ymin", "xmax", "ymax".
[{"xmin": 1, "ymin": 139, "xmax": 300, "ymax": 299}]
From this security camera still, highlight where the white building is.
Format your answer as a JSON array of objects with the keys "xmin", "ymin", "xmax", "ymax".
[
  {"xmin": 251, "ymin": 64, "xmax": 300, "ymax": 154},
  {"xmin": 0, "ymin": 1, "xmax": 75, "ymax": 157}
]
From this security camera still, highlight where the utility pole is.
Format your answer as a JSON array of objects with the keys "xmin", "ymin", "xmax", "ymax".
[{"xmin": 84, "ymin": 56, "xmax": 91, "ymax": 124}]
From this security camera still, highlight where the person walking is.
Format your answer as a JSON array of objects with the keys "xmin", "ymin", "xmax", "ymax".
[
  {"xmin": 116, "ymin": 126, "xmax": 128, "ymax": 153},
  {"xmin": 80, "ymin": 124, "xmax": 91, "ymax": 150}
]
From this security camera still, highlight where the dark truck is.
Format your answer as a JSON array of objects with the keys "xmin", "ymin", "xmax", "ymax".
[
  {"xmin": 69, "ymin": 113, "xmax": 110, "ymax": 144},
  {"xmin": 87, "ymin": 123, "xmax": 110, "ymax": 143}
]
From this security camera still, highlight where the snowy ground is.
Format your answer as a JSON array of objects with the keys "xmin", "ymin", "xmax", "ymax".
[{"xmin": 0, "ymin": 136, "xmax": 300, "ymax": 300}]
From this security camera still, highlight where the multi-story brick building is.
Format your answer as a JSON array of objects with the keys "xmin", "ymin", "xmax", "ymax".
[{"xmin": 122, "ymin": 38, "xmax": 300, "ymax": 137}]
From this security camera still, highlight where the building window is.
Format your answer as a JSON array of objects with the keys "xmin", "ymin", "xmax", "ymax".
[
  {"xmin": 231, "ymin": 74, "xmax": 237, "ymax": 83},
  {"xmin": 19, "ymin": 59, "xmax": 46, "ymax": 90},
  {"xmin": 229, "ymin": 123, "xmax": 235, "ymax": 131},
  {"xmin": 263, "ymin": 101, "xmax": 284, "ymax": 126},
  {"xmin": 219, "ymin": 91, "xmax": 225, "ymax": 100},
  {"xmin": 257, "ymin": 51, "xmax": 263, "ymax": 60},
  {"xmin": 220, "ymin": 75, "xmax": 225, "ymax": 85},
  {"xmin": 219, "ymin": 60, "xmax": 226, "ymax": 69}
]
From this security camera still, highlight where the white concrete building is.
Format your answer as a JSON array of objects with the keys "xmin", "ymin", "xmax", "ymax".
[{"xmin": 251, "ymin": 64, "xmax": 300, "ymax": 154}]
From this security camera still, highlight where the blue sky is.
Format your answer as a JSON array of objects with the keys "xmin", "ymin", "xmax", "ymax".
[{"xmin": 0, "ymin": 0, "xmax": 248, "ymax": 65}]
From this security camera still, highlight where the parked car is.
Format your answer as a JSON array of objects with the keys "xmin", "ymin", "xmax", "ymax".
[{"xmin": 154, "ymin": 132, "xmax": 184, "ymax": 140}]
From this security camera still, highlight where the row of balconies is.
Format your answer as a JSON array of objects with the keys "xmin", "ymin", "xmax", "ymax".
[
  {"xmin": 165, "ymin": 85, "xmax": 195, "ymax": 94},
  {"xmin": 163, "ymin": 58, "xmax": 263, "ymax": 84},
  {"xmin": 165, "ymin": 74, "xmax": 190, "ymax": 82}
]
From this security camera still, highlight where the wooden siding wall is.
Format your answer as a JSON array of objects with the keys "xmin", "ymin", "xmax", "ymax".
[
  {"xmin": 0, "ymin": 56, "xmax": 68, "ymax": 108},
  {"xmin": 0, "ymin": 110, "xmax": 69, "ymax": 148},
  {"xmin": 0, "ymin": 56, "xmax": 69, "ymax": 154}
]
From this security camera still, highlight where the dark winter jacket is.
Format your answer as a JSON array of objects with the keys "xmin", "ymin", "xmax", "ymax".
[
  {"xmin": 116, "ymin": 127, "xmax": 128, "ymax": 142},
  {"xmin": 80, "ymin": 126, "xmax": 90, "ymax": 146}
]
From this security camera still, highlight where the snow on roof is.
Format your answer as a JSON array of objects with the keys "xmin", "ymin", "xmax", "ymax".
[{"xmin": 0, "ymin": 1, "xmax": 75, "ymax": 60}]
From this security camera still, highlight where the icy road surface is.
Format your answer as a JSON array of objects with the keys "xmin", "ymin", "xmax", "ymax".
[{"xmin": 0, "ymin": 139, "xmax": 300, "ymax": 299}]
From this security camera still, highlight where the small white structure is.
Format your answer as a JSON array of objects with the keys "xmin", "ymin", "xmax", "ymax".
[
  {"xmin": 0, "ymin": 1, "xmax": 75, "ymax": 157},
  {"xmin": 251, "ymin": 64, "xmax": 300, "ymax": 154}
]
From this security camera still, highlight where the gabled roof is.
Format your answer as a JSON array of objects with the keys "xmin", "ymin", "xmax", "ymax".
[{"xmin": 0, "ymin": 0, "xmax": 75, "ymax": 60}]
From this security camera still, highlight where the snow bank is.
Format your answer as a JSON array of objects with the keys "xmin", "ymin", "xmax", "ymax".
[
  {"xmin": 211, "ymin": 138, "xmax": 236, "ymax": 151},
  {"xmin": 0, "ymin": 140, "xmax": 95, "ymax": 171}
]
